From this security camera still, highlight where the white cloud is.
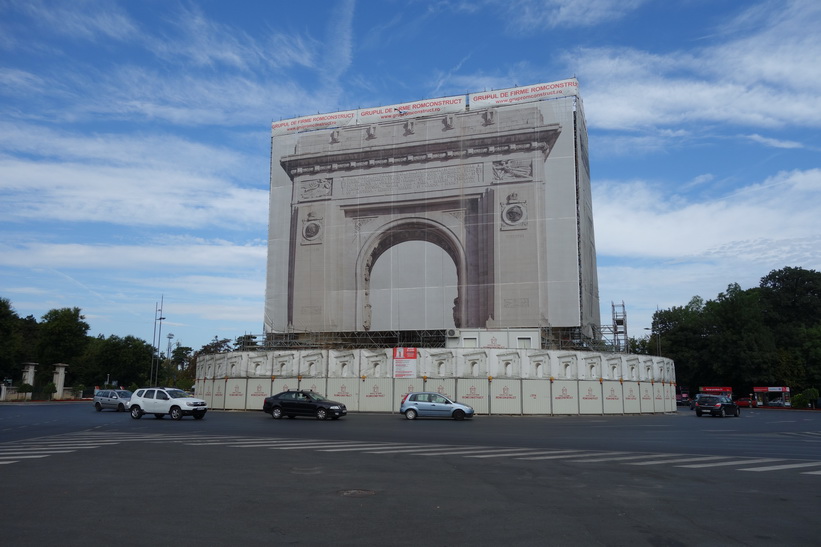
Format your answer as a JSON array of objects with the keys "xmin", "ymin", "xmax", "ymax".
[
  {"xmin": 593, "ymin": 168, "xmax": 821, "ymax": 260},
  {"xmin": 0, "ymin": 240, "xmax": 266, "ymax": 271},
  {"xmin": 147, "ymin": 4, "xmax": 317, "ymax": 72},
  {"xmin": 0, "ymin": 156, "xmax": 268, "ymax": 229},
  {"xmin": 19, "ymin": 0, "xmax": 140, "ymax": 42},
  {"xmin": 704, "ymin": 0, "xmax": 821, "ymax": 90},
  {"xmin": 322, "ymin": 0, "xmax": 355, "ymax": 81},
  {"xmin": 504, "ymin": 0, "xmax": 647, "ymax": 30},
  {"xmin": 562, "ymin": 2, "xmax": 821, "ymax": 132},
  {"xmin": 0, "ymin": 121, "xmax": 250, "ymax": 172},
  {"xmin": 745, "ymin": 133, "xmax": 804, "ymax": 149}
]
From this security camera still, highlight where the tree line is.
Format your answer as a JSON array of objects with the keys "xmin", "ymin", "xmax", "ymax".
[
  {"xmin": 2, "ymin": 265, "xmax": 819, "ymax": 403},
  {"xmin": 631, "ymin": 266, "xmax": 821, "ymax": 406},
  {"xmin": 0, "ymin": 298, "xmax": 234, "ymax": 394}
]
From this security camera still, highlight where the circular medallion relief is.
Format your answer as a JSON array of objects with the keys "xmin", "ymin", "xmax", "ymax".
[
  {"xmin": 502, "ymin": 204, "xmax": 526, "ymax": 226},
  {"xmin": 303, "ymin": 221, "xmax": 321, "ymax": 240}
]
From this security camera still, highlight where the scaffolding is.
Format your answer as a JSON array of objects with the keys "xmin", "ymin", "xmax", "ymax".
[
  {"xmin": 234, "ymin": 324, "xmax": 607, "ymax": 352},
  {"xmin": 592, "ymin": 301, "xmax": 629, "ymax": 353}
]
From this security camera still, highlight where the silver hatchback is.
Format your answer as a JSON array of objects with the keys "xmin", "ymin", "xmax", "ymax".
[
  {"xmin": 400, "ymin": 392, "xmax": 475, "ymax": 420},
  {"xmin": 93, "ymin": 389, "xmax": 132, "ymax": 412}
]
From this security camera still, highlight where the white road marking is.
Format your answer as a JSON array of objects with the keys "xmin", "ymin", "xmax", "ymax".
[
  {"xmin": 677, "ymin": 458, "xmax": 781, "ymax": 468},
  {"xmin": 739, "ymin": 461, "xmax": 821, "ymax": 472}
]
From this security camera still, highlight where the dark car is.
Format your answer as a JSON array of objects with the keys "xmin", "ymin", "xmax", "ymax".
[
  {"xmin": 263, "ymin": 390, "xmax": 347, "ymax": 420},
  {"xmin": 695, "ymin": 395, "xmax": 740, "ymax": 417},
  {"xmin": 689, "ymin": 393, "xmax": 709, "ymax": 410}
]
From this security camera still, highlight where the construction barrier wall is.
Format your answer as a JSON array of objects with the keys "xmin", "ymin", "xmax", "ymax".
[{"xmin": 196, "ymin": 349, "xmax": 676, "ymax": 415}]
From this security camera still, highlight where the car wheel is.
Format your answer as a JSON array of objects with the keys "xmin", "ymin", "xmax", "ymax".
[
  {"xmin": 271, "ymin": 407, "xmax": 283, "ymax": 419},
  {"xmin": 405, "ymin": 408, "xmax": 417, "ymax": 420},
  {"xmin": 94, "ymin": 402, "xmax": 102, "ymax": 412},
  {"xmin": 193, "ymin": 411, "xmax": 205, "ymax": 420},
  {"xmin": 130, "ymin": 406, "xmax": 143, "ymax": 419},
  {"xmin": 154, "ymin": 413, "xmax": 164, "ymax": 419},
  {"xmin": 117, "ymin": 403, "xmax": 125, "ymax": 412},
  {"xmin": 316, "ymin": 408, "xmax": 328, "ymax": 420},
  {"xmin": 735, "ymin": 407, "xmax": 741, "ymax": 417},
  {"xmin": 170, "ymin": 407, "xmax": 183, "ymax": 421},
  {"xmin": 719, "ymin": 408, "xmax": 726, "ymax": 418},
  {"xmin": 453, "ymin": 409, "xmax": 466, "ymax": 421},
  {"xmin": 695, "ymin": 410, "xmax": 702, "ymax": 417}
]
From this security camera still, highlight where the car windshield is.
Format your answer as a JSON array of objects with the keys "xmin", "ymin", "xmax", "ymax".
[
  {"xmin": 307, "ymin": 393, "xmax": 328, "ymax": 401},
  {"xmin": 700, "ymin": 396, "xmax": 719, "ymax": 404},
  {"xmin": 167, "ymin": 390, "xmax": 191, "ymax": 399},
  {"xmin": 115, "ymin": 390, "xmax": 132, "ymax": 397}
]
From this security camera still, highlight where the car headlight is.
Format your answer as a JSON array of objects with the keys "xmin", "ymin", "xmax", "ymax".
[
  {"xmin": 186, "ymin": 402, "xmax": 199, "ymax": 407},
  {"xmin": 329, "ymin": 405, "xmax": 340, "ymax": 410}
]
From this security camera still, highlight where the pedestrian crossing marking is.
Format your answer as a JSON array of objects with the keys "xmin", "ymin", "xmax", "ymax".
[
  {"xmin": 739, "ymin": 461, "xmax": 821, "ymax": 472},
  {"xmin": 678, "ymin": 458, "xmax": 781, "ymax": 468},
  {"xmin": 627, "ymin": 456, "xmax": 729, "ymax": 466},
  {"xmin": 0, "ymin": 431, "xmax": 819, "ymax": 478}
]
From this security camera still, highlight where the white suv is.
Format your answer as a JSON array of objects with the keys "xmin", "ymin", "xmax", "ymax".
[{"xmin": 129, "ymin": 387, "xmax": 207, "ymax": 420}]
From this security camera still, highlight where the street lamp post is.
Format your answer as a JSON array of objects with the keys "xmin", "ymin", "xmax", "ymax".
[
  {"xmin": 166, "ymin": 333, "xmax": 175, "ymax": 385},
  {"xmin": 166, "ymin": 333, "xmax": 175, "ymax": 362},
  {"xmin": 151, "ymin": 297, "xmax": 165, "ymax": 387}
]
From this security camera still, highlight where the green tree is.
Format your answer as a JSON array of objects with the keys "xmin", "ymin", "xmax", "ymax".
[
  {"xmin": 79, "ymin": 334, "xmax": 153, "ymax": 388},
  {"xmin": 654, "ymin": 296, "xmax": 706, "ymax": 391},
  {"xmin": 628, "ymin": 336, "xmax": 651, "ymax": 355},
  {"xmin": 0, "ymin": 298, "xmax": 24, "ymax": 384},
  {"xmin": 656, "ymin": 267, "xmax": 821, "ymax": 396},
  {"xmin": 199, "ymin": 336, "xmax": 233, "ymax": 355},
  {"xmin": 37, "ymin": 307, "xmax": 89, "ymax": 373},
  {"xmin": 702, "ymin": 284, "xmax": 778, "ymax": 391},
  {"xmin": 759, "ymin": 267, "xmax": 821, "ymax": 329}
]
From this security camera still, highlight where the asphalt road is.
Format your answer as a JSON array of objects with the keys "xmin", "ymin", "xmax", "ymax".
[{"xmin": 2, "ymin": 403, "xmax": 820, "ymax": 546}]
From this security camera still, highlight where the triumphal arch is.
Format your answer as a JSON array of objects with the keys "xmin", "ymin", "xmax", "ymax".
[
  {"xmin": 199, "ymin": 81, "xmax": 681, "ymax": 419},
  {"xmin": 265, "ymin": 82, "xmax": 600, "ymax": 341}
]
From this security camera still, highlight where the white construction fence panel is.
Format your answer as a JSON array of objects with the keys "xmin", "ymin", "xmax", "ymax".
[
  {"xmin": 359, "ymin": 378, "xmax": 394, "ymax": 412},
  {"xmin": 489, "ymin": 379, "xmax": 521, "ymax": 415},
  {"xmin": 522, "ymin": 379, "xmax": 552, "ymax": 415},
  {"xmin": 246, "ymin": 379, "xmax": 272, "ymax": 410},
  {"xmin": 623, "ymin": 382, "xmax": 641, "ymax": 414},
  {"xmin": 602, "ymin": 382, "xmax": 624, "ymax": 414},
  {"xmin": 224, "ymin": 378, "xmax": 247, "ymax": 410},
  {"xmin": 326, "ymin": 378, "xmax": 361, "ymax": 411},
  {"xmin": 578, "ymin": 380, "xmax": 603, "ymax": 415},
  {"xmin": 552, "ymin": 380, "xmax": 579, "ymax": 414},
  {"xmin": 456, "ymin": 379, "xmax": 489, "ymax": 414}
]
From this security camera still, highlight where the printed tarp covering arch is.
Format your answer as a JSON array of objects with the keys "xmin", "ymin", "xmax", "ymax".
[{"xmin": 265, "ymin": 78, "xmax": 600, "ymax": 338}]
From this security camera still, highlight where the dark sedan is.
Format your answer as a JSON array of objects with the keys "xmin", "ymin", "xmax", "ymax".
[
  {"xmin": 263, "ymin": 390, "xmax": 347, "ymax": 420},
  {"xmin": 695, "ymin": 395, "xmax": 740, "ymax": 417}
]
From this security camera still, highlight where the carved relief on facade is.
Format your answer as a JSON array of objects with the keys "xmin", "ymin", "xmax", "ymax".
[
  {"xmin": 353, "ymin": 216, "xmax": 378, "ymax": 237},
  {"xmin": 492, "ymin": 159, "xmax": 532, "ymax": 181},
  {"xmin": 299, "ymin": 178, "xmax": 333, "ymax": 201}
]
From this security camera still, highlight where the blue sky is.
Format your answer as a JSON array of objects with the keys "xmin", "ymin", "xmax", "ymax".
[{"xmin": 1, "ymin": 0, "xmax": 819, "ymax": 352}]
